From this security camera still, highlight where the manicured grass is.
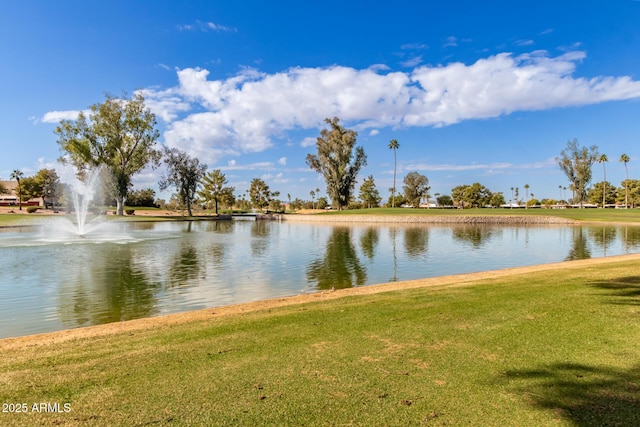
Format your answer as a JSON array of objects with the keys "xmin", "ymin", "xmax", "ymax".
[
  {"xmin": 4, "ymin": 207, "xmax": 640, "ymax": 227},
  {"xmin": 1, "ymin": 259, "xmax": 639, "ymax": 426},
  {"xmin": 320, "ymin": 207, "xmax": 640, "ymax": 222}
]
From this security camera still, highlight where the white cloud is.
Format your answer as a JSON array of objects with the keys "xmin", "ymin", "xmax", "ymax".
[
  {"xmin": 369, "ymin": 129, "xmax": 380, "ymax": 136},
  {"xmin": 400, "ymin": 55, "xmax": 423, "ymax": 68},
  {"xmin": 443, "ymin": 36, "xmax": 458, "ymax": 47},
  {"xmin": 220, "ymin": 161, "xmax": 275, "ymax": 171},
  {"xmin": 205, "ymin": 22, "xmax": 236, "ymax": 32},
  {"xmin": 48, "ymin": 50, "xmax": 640, "ymax": 168},
  {"xmin": 41, "ymin": 110, "xmax": 86, "ymax": 123},
  {"xmin": 137, "ymin": 88, "xmax": 191, "ymax": 122},
  {"xmin": 399, "ymin": 158, "xmax": 557, "ymax": 174},
  {"xmin": 402, "ymin": 162, "xmax": 513, "ymax": 173},
  {"xmin": 401, "ymin": 43, "xmax": 429, "ymax": 50},
  {"xmin": 300, "ymin": 137, "xmax": 316, "ymax": 147},
  {"xmin": 278, "ymin": 157, "xmax": 287, "ymax": 165},
  {"xmin": 177, "ymin": 21, "xmax": 236, "ymax": 32},
  {"xmin": 515, "ymin": 39, "xmax": 535, "ymax": 46},
  {"xmin": 272, "ymin": 172, "xmax": 288, "ymax": 184}
]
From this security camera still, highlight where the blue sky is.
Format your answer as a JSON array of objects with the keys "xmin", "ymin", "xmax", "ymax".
[{"xmin": 2, "ymin": 0, "xmax": 640, "ymax": 203}]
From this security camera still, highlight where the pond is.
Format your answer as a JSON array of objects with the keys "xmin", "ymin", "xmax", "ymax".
[{"xmin": 1, "ymin": 219, "xmax": 639, "ymax": 339}]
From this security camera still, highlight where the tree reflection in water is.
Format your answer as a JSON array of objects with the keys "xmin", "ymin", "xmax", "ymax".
[
  {"xmin": 587, "ymin": 226, "xmax": 617, "ymax": 257},
  {"xmin": 404, "ymin": 226, "xmax": 429, "ymax": 258},
  {"xmin": 251, "ymin": 221, "xmax": 271, "ymax": 256},
  {"xmin": 307, "ymin": 227, "xmax": 366, "ymax": 290},
  {"xmin": 58, "ymin": 245, "xmax": 161, "ymax": 327},
  {"xmin": 565, "ymin": 227, "xmax": 592, "ymax": 261},
  {"xmin": 359, "ymin": 227, "xmax": 379, "ymax": 260},
  {"xmin": 169, "ymin": 242, "xmax": 202, "ymax": 285},
  {"xmin": 451, "ymin": 225, "xmax": 496, "ymax": 248}
]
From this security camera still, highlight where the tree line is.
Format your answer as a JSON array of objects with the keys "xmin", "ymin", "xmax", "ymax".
[
  {"xmin": 5, "ymin": 94, "xmax": 635, "ymax": 214},
  {"xmin": 557, "ymin": 139, "xmax": 636, "ymax": 208}
]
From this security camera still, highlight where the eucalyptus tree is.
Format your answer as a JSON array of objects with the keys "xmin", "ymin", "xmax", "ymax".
[
  {"xmin": 306, "ymin": 117, "xmax": 367, "ymax": 210},
  {"xmin": 597, "ymin": 154, "xmax": 609, "ymax": 207},
  {"xmin": 388, "ymin": 139, "xmax": 400, "ymax": 207},
  {"xmin": 402, "ymin": 171, "xmax": 430, "ymax": 208},
  {"xmin": 556, "ymin": 139, "xmax": 599, "ymax": 208},
  {"xmin": 55, "ymin": 93, "xmax": 161, "ymax": 215},
  {"xmin": 620, "ymin": 153, "xmax": 630, "ymax": 208},
  {"xmin": 159, "ymin": 147, "xmax": 207, "ymax": 217},
  {"xmin": 9, "ymin": 169, "xmax": 24, "ymax": 210}
]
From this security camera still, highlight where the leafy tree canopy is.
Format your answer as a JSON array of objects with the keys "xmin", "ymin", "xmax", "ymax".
[
  {"xmin": 451, "ymin": 183, "xmax": 493, "ymax": 208},
  {"xmin": 55, "ymin": 92, "xmax": 161, "ymax": 215},
  {"xmin": 159, "ymin": 147, "xmax": 207, "ymax": 217},
  {"xmin": 249, "ymin": 178, "xmax": 279, "ymax": 210},
  {"xmin": 127, "ymin": 188, "xmax": 157, "ymax": 207},
  {"xmin": 198, "ymin": 169, "xmax": 235, "ymax": 214},
  {"xmin": 556, "ymin": 139, "xmax": 599, "ymax": 208},
  {"xmin": 359, "ymin": 175, "xmax": 381, "ymax": 208},
  {"xmin": 306, "ymin": 117, "xmax": 367, "ymax": 210},
  {"xmin": 18, "ymin": 169, "xmax": 61, "ymax": 206},
  {"xmin": 402, "ymin": 171, "xmax": 430, "ymax": 208}
]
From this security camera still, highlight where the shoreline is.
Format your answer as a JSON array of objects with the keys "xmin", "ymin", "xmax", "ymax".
[
  {"xmin": 3, "ymin": 252, "xmax": 640, "ymax": 350},
  {"xmin": 280, "ymin": 213, "xmax": 578, "ymax": 224}
]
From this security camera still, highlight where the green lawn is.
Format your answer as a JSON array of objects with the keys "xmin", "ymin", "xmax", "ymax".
[
  {"xmin": 1, "ymin": 258, "xmax": 639, "ymax": 426},
  {"xmin": 319, "ymin": 207, "xmax": 640, "ymax": 223},
  {"xmin": 3, "ymin": 207, "xmax": 640, "ymax": 228}
]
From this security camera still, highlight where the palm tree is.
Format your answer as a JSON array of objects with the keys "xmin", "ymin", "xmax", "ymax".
[
  {"xmin": 620, "ymin": 153, "xmax": 630, "ymax": 208},
  {"xmin": 558, "ymin": 185, "xmax": 563, "ymax": 203},
  {"xmin": 597, "ymin": 154, "xmax": 608, "ymax": 208},
  {"xmin": 524, "ymin": 184, "xmax": 530, "ymax": 209},
  {"xmin": 388, "ymin": 139, "xmax": 400, "ymax": 208},
  {"xmin": 10, "ymin": 169, "xmax": 24, "ymax": 210}
]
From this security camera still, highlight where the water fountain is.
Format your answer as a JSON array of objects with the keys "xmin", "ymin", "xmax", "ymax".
[{"xmin": 42, "ymin": 167, "xmax": 132, "ymax": 243}]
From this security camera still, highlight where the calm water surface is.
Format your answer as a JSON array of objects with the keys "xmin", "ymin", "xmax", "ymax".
[{"xmin": 1, "ymin": 220, "xmax": 639, "ymax": 338}]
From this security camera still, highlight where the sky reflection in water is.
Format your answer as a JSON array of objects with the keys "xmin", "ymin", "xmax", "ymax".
[{"xmin": 1, "ymin": 220, "xmax": 640, "ymax": 338}]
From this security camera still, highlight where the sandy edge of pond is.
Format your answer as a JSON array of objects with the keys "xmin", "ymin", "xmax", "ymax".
[{"xmin": 3, "ymin": 252, "xmax": 640, "ymax": 350}]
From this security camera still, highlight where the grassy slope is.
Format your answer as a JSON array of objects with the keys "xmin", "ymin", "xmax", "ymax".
[{"xmin": 1, "ymin": 259, "xmax": 639, "ymax": 426}]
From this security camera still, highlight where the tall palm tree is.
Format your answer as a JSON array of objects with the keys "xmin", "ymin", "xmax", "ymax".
[
  {"xmin": 524, "ymin": 184, "xmax": 530, "ymax": 209},
  {"xmin": 620, "ymin": 153, "xmax": 630, "ymax": 208},
  {"xmin": 10, "ymin": 169, "xmax": 24, "ymax": 210},
  {"xmin": 388, "ymin": 139, "xmax": 400, "ymax": 208},
  {"xmin": 597, "ymin": 154, "xmax": 608, "ymax": 208}
]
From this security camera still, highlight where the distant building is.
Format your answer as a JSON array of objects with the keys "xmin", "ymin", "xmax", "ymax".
[{"xmin": 0, "ymin": 180, "xmax": 43, "ymax": 207}]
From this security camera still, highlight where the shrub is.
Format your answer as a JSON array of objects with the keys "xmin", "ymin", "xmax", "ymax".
[
  {"xmin": 26, "ymin": 206, "xmax": 39, "ymax": 213},
  {"xmin": 125, "ymin": 209, "xmax": 135, "ymax": 215}
]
